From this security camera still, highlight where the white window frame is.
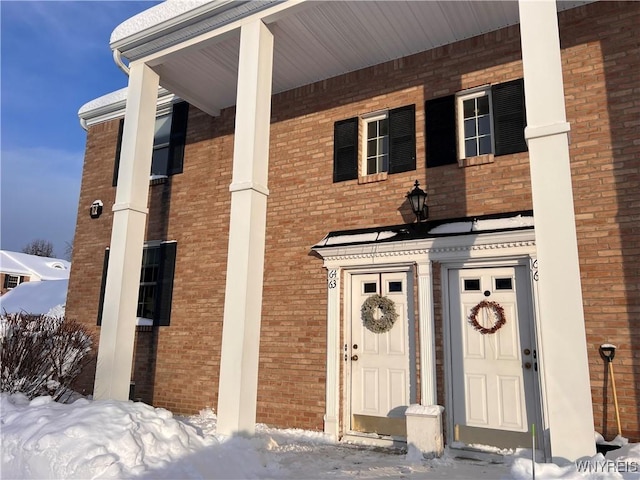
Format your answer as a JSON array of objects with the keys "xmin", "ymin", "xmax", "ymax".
[
  {"xmin": 361, "ymin": 111, "xmax": 389, "ymax": 176},
  {"xmin": 5, "ymin": 274, "xmax": 20, "ymax": 289},
  {"xmin": 151, "ymin": 112, "xmax": 172, "ymax": 178},
  {"xmin": 137, "ymin": 241, "xmax": 162, "ymax": 321},
  {"xmin": 456, "ymin": 86, "xmax": 494, "ymax": 160}
]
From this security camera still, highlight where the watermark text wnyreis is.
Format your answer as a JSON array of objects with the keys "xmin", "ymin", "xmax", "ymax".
[{"xmin": 576, "ymin": 460, "xmax": 639, "ymax": 473}]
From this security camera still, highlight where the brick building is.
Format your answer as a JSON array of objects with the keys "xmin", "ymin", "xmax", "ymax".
[{"xmin": 67, "ymin": 0, "xmax": 639, "ymax": 463}]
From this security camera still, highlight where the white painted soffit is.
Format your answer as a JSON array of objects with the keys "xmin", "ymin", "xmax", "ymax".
[{"xmin": 90, "ymin": 0, "xmax": 595, "ymax": 123}]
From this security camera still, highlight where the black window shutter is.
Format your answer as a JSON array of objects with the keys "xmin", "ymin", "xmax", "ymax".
[
  {"xmin": 333, "ymin": 117, "xmax": 359, "ymax": 182},
  {"xmin": 388, "ymin": 104, "xmax": 416, "ymax": 174},
  {"xmin": 113, "ymin": 119, "xmax": 125, "ymax": 186},
  {"xmin": 97, "ymin": 248, "xmax": 110, "ymax": 325},
  {"xmin": 154, "ymin": 242, "xmax": 177, "ymax": 326},
  {"xmin": 425, "ymin": 95, "xmax": 457, "ymax": 167},
  {"xmin": 492, "ymin": 79, "xmax": 527, "ymax": 156},
  {"xmin": 3, "ymin": 275, "xmax": 9, "ymax": 289},
  {"xmin": 168, "ymin": 102, "xmax": 189, "ymax": 175}
]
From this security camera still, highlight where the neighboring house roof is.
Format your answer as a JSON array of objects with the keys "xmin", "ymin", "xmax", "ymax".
[
  {"xmin": 0, "ymin": 279, "xmax": 68, "ymax": 316},
  {"xmin": 0, "ymin": 251, "xmax": 71, "ymax": 281}
]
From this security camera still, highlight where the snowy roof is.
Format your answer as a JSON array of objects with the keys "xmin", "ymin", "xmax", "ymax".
[
  {"xmin": 0, "ymin": 279, "xmax": 68, "ymax": 316},
  {"xmin": 0, "ymin": 251, "xmax": 70, "ymax": 281},
  {"xmin": 78, "ymin": 87, "xmax": 177, "ymax": 127},
  {"xmin": 110, "ymin": 0, "xmax": 213, "ymax": 45},
  {"xmin": 313, "ymin": 211, "xmax": 535, "ymax": 249}
]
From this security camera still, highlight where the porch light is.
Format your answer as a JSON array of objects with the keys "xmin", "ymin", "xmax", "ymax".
[{"xmin": 406, "ymin": 180, "xmax": 428, "ymax": 222}]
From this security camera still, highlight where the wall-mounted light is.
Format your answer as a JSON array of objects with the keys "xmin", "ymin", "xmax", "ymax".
[
  {"xmin": 90, "ymin": 200, "xmax": 103, "ymax": 219},
  {"xmin": 406, "ymin": 180, "xmax": 428, "ymax": 223}
]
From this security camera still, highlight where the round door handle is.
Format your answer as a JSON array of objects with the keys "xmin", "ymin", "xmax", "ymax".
[
  {"xmin": 524, "ymin": 362, "xmax": 532, "ymax": 370},
  {"xmin": 351, "ymin": 355, "xmax": 359, "ymax": 361}
]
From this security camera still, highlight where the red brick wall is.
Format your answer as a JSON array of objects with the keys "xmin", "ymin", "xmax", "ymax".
[{"xmin": 66, "ymin": 1, "xmax": 639, "ymax": 440}]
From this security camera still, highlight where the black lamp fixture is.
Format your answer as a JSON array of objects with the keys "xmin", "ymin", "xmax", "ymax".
[{"xmin": 406, "ymin": 180, "xmax": 428, "ymax": 222}]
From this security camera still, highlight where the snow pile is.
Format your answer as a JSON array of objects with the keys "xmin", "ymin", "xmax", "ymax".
[
  {"xmin": 0, "ymin": 394, "xmax": 267, "ymax": 479},
  {"xmin": 429, "ymin": 214, "xmax": 534, "ymax": 235},
  {"xmin": 1, "ymin": 394, "xmax": 638, "ymax": 480},
  {"xmin": 0, "ymin": 279, "xmax": 68, "ymax": 316}
]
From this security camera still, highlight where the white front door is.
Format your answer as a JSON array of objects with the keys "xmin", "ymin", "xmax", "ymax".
[
  {"xmin": 349, "ymin": 272, "xmax": 413, "ymax": 437},
  {"xmin": 448, "ymin": 266, "xmax": 540, "ymax": 449}
]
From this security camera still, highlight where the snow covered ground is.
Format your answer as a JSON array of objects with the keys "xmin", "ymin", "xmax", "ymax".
[{"xmin": 2, "ymin": 394, "xmax": 639, "ymax": 480}]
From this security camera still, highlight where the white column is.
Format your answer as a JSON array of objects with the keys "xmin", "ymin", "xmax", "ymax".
[
  {"xmin": 519, "ymin": 0, "xmax": 595, "ymax": 461},
  {"xmin": 417, "ymin": 261, "xmax": 437, "ymax": 405},
  {"xmin": 217, "ymin": 20, "xmax": 274, "ymax": 436},
  {"xmin": 94, "ymin": 62, "xmax": 159, "ymax": 400},
  {"xmin": 324, "ymin": 267, "xmax": 341, "ymax": 439}
]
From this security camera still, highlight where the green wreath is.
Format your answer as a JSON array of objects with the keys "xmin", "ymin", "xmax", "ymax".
[{"xmin": 361, "ymin": 294, "xmax": 398, "ymax": 334}]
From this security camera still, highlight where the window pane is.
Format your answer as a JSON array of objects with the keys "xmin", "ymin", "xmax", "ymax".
[
  {"xmin": 464, "ymin": 279, "xmax": 481, "ymax": 291},
  {"xmin": 367, "ymin": 157, "xmax": 377, "ymax": 174},
  {"xmin": 477, "ymin": 95, "xmax": 490, "ymax": 115},
  {"xmin": 381, "ymin": 153, "xmax": 389, "ymax": 172},
  {"xmin": 154, "ymin": 114, "xmax": 172, "ymax": 146},
  {"xmin": 478, "ymin": 115, "xmax": 491, "ymax": 135},
  {"xmin": 463, "ymin": 99, "xmax": 475, "ymax": 119},
  {"xmin": 464, "ymin": 118, "xmax": 476, "ymax": 138},
  {"xmin": 364, "ymin": 282, "xmax": 377, "ymax": 293},
  {"xmin": 138, "ymin": 246, "xmax": 160, "ymax": 319},
  {"xmin": 495, "ymin": 278, "xmax": 513, "ymax": 290},
  {"xmin": 479, "ymin": 136, "xmax": 492, "ymax": 155},
  {"xmin": 379, "ymin": 118, "xmax": 388, "ymax": 136},
  {"xmin": 152, "ymin": 147, "xmax": 170, "ymax": 176},
  {"xmin": 388, "ymin": 281, "xmax": 403, "ymax": 293},
  {"xmin": 367, "ymin": 139, "xmax": 377, "ymax": 157},
  {"xmin": 378, "ymin": 138, "xmax": 387, "ymax": 155},
  {"xmin": 367, "ymin": 121, "xmax": 377, "ymax": 139},
  {"xmin": 465, "ymin": 139, "xmax": 477, "ymax": 157},
  {"xmin": 137, "ymin": 285, "xmax": 156, "ymax": 319}
]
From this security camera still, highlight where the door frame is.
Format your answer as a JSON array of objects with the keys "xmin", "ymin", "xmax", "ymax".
[
  {"xmin": 342, "ymin": 265, "xmax": 416, "ymax": 446},
  {"xmin": 313, "ymin": 228, "xmax": 549, "ymax": 457},
  {"xmin": 441, "ymin": 256, "xmax": 547, "ymax": 456}
]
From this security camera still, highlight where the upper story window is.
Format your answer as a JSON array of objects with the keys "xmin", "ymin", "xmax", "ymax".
[
  {"xmin": 333, "ymin": 104, "xmax": 416, "ymax": 182},
  {"xmin": 151, "ymin": 114, "xmax": 173, "ymax": 178},
  {"xmin": 425, "ymin": 78, "xmax": 527, "ymax": 168},
  {"xmin": 364, "ymin": 112, "xmax": 389, "ymax": 175},
  {"xmin": 113, "ymin": 101, "xmax": 189, "ymax": 186},
  {"xmin": 457, "ymin": 87, "xmax": 493, "ymax": 159}
]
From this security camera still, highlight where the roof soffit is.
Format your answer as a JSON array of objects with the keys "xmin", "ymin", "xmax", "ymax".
[{"xmin": 90, "ymin": 1, "xmax": 595, "ymax": 123}]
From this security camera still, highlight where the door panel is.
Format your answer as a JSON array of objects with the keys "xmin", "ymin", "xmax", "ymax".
[
  {"xmin": 350, "ymin": 272, "xmax": 412, "ymax": 437},
  {"xmin": 449, "ymin": 266, "xmax": 539, "ymax": 448}
]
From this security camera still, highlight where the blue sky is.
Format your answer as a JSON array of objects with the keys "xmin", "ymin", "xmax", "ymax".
[{"xmin": 1, "ymin": 1, "xmax": 161, "ymax": 259}]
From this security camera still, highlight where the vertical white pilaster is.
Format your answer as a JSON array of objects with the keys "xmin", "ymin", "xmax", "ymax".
[
  {"xmin": 417, "ymin": 261, "xmax": 437, "ymax": 405},
  {"xmin": 324, "ymin": 267, "xmax": 341, "ymax": 439},
  {"xmin": 94, "ymin": 62, "xmax": 159, "ymax": 400},
  {"xmin": 217, "ymin": 20, "xmax": 274, "ymax": 436},
  {"xmin": 519, "ymin": 0, "xmax": 595, "ymax": 461}
]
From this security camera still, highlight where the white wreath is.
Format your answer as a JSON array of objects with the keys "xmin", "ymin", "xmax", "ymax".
[{"xmin": 361, "ymin": 294, "xmax": 398, "ymax": 334}]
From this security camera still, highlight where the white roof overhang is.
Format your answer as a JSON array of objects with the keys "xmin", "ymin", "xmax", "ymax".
[{"xmin": 83, "ymin": 0, "xmax": 593, "ymax": 122}]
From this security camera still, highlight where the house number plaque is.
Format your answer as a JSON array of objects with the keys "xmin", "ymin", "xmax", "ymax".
[{"xmin": 328, "ymin": 270, "xmax": 337, "ymax": 289}]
